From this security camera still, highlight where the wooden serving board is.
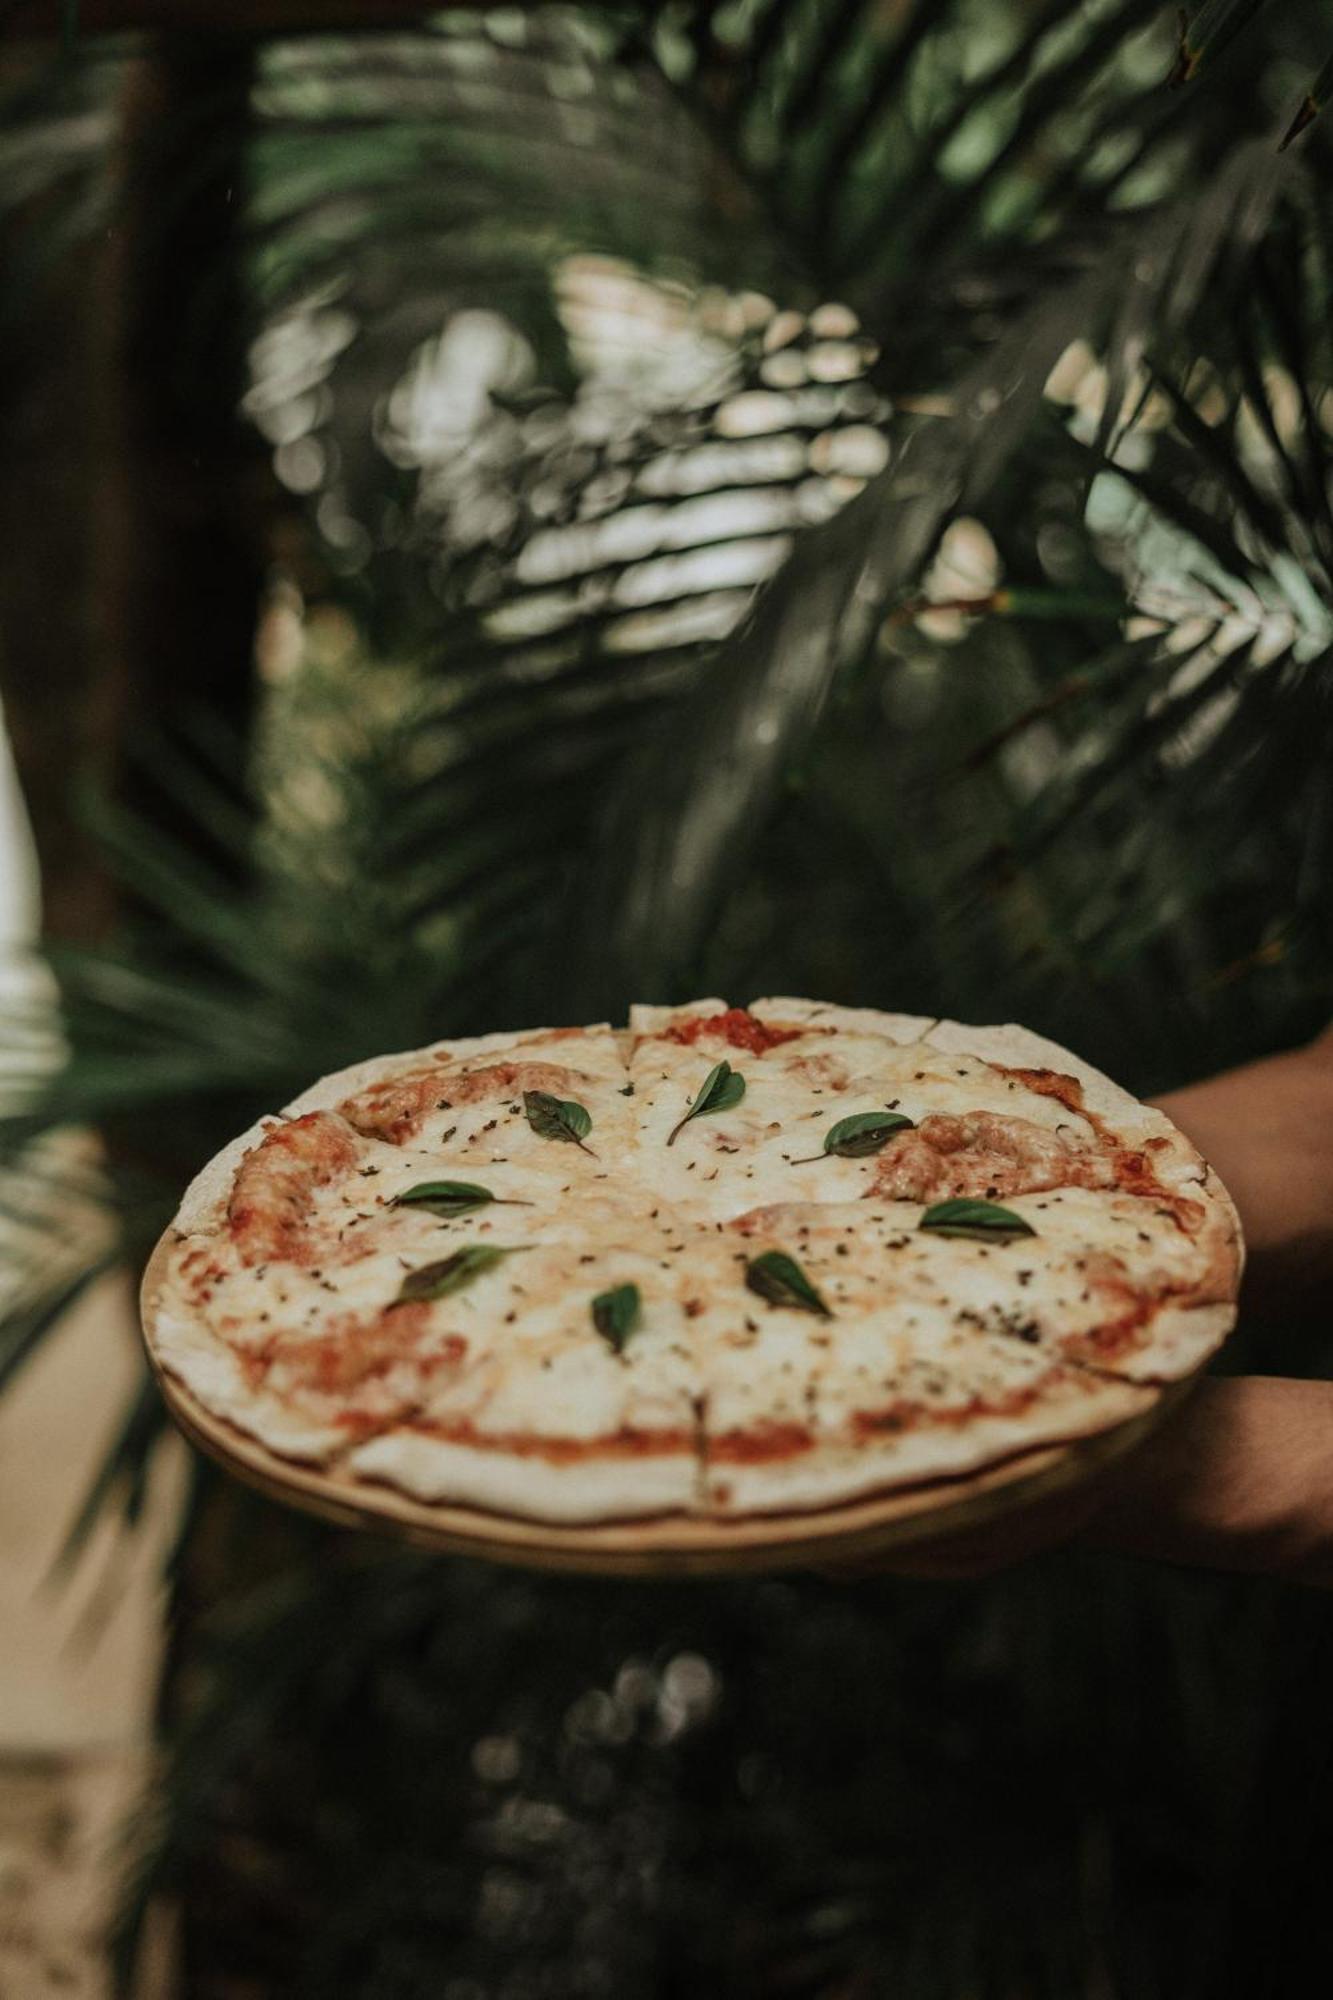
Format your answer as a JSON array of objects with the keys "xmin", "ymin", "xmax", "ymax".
[{"xmin": 141, "ymin": 1234, "xmax": 1190, "ymax": 1579}]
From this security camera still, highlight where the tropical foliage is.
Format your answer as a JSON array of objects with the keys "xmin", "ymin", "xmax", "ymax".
[{"xmin": 2, "ymin": 2, "xmax": 1333, "ymax": 1993}]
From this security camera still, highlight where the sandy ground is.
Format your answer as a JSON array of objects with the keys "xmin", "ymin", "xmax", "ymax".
[
  {"xmin": 0, "ymin": 1278, "xmax": 185, "ymax": 1999},
  {"xmin": 0, "ymin": 696, "xmax": 186, "ymax": 1993}
]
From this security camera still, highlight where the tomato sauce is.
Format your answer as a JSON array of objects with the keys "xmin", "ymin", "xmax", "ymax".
[
  {"xmin": 403, "ymin": 1419, "xmax": 696, "ymax": 1461},
  {"xmin": 851, "ymin": 1381, "xmax": 1044, "ymax": 1442},
  {"xmin": 708, "ymin": 1420, "xmax": 814, "ymax": 1462},
  {"xmin": 993, "ymin": 1062, "xmax": 1201, "ymax": 1230},
  {"xmin": 660, "ymin": 1008, "xmax": 804, "ymax": 1054}
]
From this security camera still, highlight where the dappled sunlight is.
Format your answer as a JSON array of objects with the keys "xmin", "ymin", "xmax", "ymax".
[{"xmin": 245, "ymin": 198, "xmax": 891, "ymax": 689}]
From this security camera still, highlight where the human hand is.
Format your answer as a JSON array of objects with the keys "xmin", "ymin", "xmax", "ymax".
[{"xmin": 820, "ymin": 1377, "xmax": 1333, "ymax": 1588}]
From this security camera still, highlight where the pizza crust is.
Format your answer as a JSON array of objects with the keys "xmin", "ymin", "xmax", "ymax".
[
  {"xmin": 750, "ymin": 996, "xmax": 944, "ymax": 1045},
  {"xmin": 1083, "ymin": 1300, "xmax": 1238, "ymax": 1386},
  {"xmin": 348, "ymin": 1429, "xmax": 701, "ymax": 1522},
  {"xmin": 285, "ymin": 1023, "xmax": 623, "ymax": 1124},
  {"xmin": 629, "ymin": 999, "xmax": 730, "ymax": 1036},
  {"xmin": 173, "ymin": 1121, "xmax": 272, "ymax": 1237},
  {"xmin": 921, "ymin": 1019, "xmax": 1149, "ymax": 1127},
  {"xmin": 151, "ymin": 1305, "xmax": 349, "ymax": 1460},
  {"xmin": 173, "ymin": 1023, "xmax": 621, "ymax": 1234},
  {"xmin": 702, "ymin": 1369, "xmax": 1156, "ymax": 1516}
]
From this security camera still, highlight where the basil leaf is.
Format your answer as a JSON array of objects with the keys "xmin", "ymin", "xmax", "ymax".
[
  {"xmin": 918, "ymin": 1198, "xmax": 1036, "ymax": 1242},
  {"xmin": 666, "ymin": 1059, "xmax": 746, "ymax": 1146},
  {"xmin": 745, "ymin": 1249, "xmax": 833, "ymax": 1318},
  {"xmin": 523, "ymin": 1090, "xmax": 596, "ymax": 1155},
  {"xmin": 591, "ymin": 1283, "xmax": 641, "ymax": 1353},
  {"xmin": 390, "ymin": 1180, "xmax": 531, "ymax": 1219},
  {"xmin": 393, "ymin": 1243, "xmax": 526, "ymax": 1304},
  {"xmin": 790, "ymin": 1110, "xmax": 915, "ymax": 1163}
]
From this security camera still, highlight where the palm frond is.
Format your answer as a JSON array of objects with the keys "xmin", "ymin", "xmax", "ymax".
[
  {"xmin": 893, "ymin": 169, "xmax": 1333, "ymax": 1063},
  {"xmin": 563, "ymin": 141, "xmax": 1289, "ymax": 1012},
  {"xmin": 1168, "ymin": 0, "xmax": 1266, "ymax": 86},
  {"xmin": 54, "ymin": 1364, "xmax": 164, "ymax": 1572},
  {"xmin": 647, "ymin": 0, "xmax": 1289, "ymax": 366},
  {"xmin": 1280, "ymin": 47, "xmax": 1333, "ymax": 149}
]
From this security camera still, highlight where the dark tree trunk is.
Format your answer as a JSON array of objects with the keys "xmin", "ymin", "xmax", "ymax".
[
  {"xmin": 0, "ymin": 42, "xmax": 267, "ymax": 927},
  {"xmin": 0, "ymin": 50, "xmax": 130, "ymax": 939},
  {"xmin": 110, "ymin": 40, "xmax": 266, "ymax": 869}
]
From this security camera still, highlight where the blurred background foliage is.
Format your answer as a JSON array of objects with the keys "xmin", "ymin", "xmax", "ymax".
[{"xmin": 3, "ymin": 2, "xmax": 1333, "ymax": 1994}]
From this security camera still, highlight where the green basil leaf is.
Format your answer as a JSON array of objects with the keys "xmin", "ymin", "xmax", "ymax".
[
  {"xmin": 591, "ymin": 1283, "xmax": 642, "ymax": 1353},
  {"xmin": 790, "ymin": 1110, "xmax": 915, "ymax": 1163},
  {"xmin": 666, "ymin": 1059, "xmax": 746, "ymax": 1146},
  {"xmin": 393, "ymin": 1243, "xmax": 527, "ymax": 1304},
  {"xmin": 523, "ymin": 1090, "xmax": 596, "ymax": 1155},
  {"xmin": 744, "ymin": 1249, "xmax": 833, "ymax": 1318},
  {"xmin": 918, "ymin": 1198, "xmax": 1036, "ymax": 1242},
  {"xmin": 390, "ymin": 1180, "xmax": 531, "ymax": 1219}
]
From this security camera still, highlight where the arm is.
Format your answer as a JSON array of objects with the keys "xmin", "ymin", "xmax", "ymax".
[
  {"xmin": 1085, "ymin": 1375, "xmax": 1333, "ymax": 1586},
  {"xmin": 1080, "ymin": 1027, "xmax": 1333, "ymax": 1583}
]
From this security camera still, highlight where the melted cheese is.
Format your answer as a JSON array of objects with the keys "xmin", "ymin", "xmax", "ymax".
[{"xmin": 627, "ymin": 1037, "xmax": 1104, "ymax": 1222}]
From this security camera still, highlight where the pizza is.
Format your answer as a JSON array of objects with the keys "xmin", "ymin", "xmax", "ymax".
[{"xmin": 143, "ymin": 999, "xmax": 1241, "ymax": 1527}]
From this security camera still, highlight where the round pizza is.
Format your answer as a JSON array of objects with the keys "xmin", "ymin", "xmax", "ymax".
[{"xmin": 143, "ymin": 999, "xmax": 1241, "ymax": 1532}]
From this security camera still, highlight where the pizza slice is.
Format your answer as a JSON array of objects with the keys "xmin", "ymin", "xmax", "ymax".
[
  {"xmin": 626, "ymin": 999, "xmax": 909, "ymax": 1216},
  {"xmin": 344, "ymin": 1227, "xmax": 707, "ymax": 1521},
  {"xmin": 676, "ymin": 1228, "xmax": 1153, "ymax": 1514}
]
